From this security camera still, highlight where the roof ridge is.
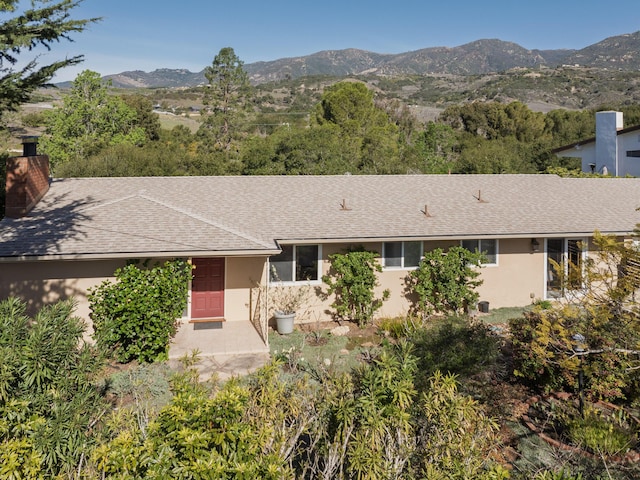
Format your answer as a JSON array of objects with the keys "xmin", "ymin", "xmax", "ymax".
[
  {"xmin": 138, "ymin": 193, "xmax": 274, "ymax": 249},
  {"xmin": 80, "ymin": 193, "xmax": 139, "ymax": 212}
]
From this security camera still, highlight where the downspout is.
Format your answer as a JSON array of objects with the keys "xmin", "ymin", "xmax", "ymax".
[{"xmin": 265, "ymin": 257, "xmax": 271, "ymax": 347}]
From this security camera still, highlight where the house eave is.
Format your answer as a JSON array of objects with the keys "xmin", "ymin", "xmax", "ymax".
[
  {"xmin": 0, "ymin": 248, "xmax": 281, "ymax": 262},
  {"xmin": 276, "ymin": 231, "xmax": 633, "ymax": 244}
]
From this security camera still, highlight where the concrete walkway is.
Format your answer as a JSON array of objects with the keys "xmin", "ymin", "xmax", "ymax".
[
  {"xmin": 168, "ymin": 352, "xmax": 271, "ymax": 382},
  {"xmin": 168, "ymin": 320, "xmax": 271, "ymax": 381}
]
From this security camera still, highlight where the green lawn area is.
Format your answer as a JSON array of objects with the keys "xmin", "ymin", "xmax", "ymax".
[
  {"xmin": 478, "ymin": 305, "xmax": 533, "ymax": 325},
  {"xmin": 269, "ymin": 327, "xmax": 379, "ymax": 374},
  {"xmin": 157, "ymin": 112, "xmax": 200, "ymax": 132}
]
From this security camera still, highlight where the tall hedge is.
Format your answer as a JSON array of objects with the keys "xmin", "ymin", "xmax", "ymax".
[{"xmin": 89, "ymin": 259, "xmax": 192, "ymax": 363}]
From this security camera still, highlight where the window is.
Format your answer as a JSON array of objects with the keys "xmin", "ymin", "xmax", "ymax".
[
  {"xmin": 546, "ymin": 238, "xmax": 585, "ymax": 298},
  {"xmin": 383, "ymin": 241, "xmax": 423, "ymax": 269},
  {"xmin": 270, "ymin": 244, "xmax": 320, "ymax": 283},
  {"xmin": 461, "ymin": 239, "xmax": 498, "ymax": 265}
]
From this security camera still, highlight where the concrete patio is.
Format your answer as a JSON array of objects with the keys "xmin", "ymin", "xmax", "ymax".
[{"xmin": 169, "ymin": 320, "xmax": 270, "ymax": 381}]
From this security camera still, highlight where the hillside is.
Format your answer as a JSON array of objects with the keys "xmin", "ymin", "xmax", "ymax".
[{"xmin": 95, "ymin": 30, "xmax": 640, "ymax": 89}]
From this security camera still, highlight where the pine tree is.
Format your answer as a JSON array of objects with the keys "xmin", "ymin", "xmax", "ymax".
[{"xmin": 0, "ymin": 0, "xmax": 98, "ymax": 117}]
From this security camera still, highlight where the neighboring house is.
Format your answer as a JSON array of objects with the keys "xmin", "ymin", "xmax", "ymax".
[
  {"xmin": 2, "ymin": 146, "xmax": 640, "ymax": 354},
  {"xmin": 553, "ymin": 111, "xmax": 640, "ymax": 177}
]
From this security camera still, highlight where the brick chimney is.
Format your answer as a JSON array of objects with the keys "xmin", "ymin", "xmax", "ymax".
[{"xmin": 5, "ymin": 136, "xmax": 50, "ymax": 218}]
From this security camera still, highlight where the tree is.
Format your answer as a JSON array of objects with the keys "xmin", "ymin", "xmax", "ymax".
[
  {"xmin": 41, "ymin": 70, "xmax": 146, "ymax": 168},
  {"xmin": 510, "ymin": 232, "xmax": 640, "ymax": 401},
  {"xmin": 322, "ymin": 249, "xmax": 389, "ymax": 327},
  {"xmin": 456, "ymin": 136, "xmax": 536, "ymax": 174},
  {"xmin": 314, "ymin": 81, "xmax": 396, "ymax": 137},
  {"xmin": 407, "ymin": 246, "xmax": 484, "ymax": 317},
  {"xmin": 198, "ymin": 47, "xmax": 251, "ymax": 151},
  {"xmin": 0, "ymin": 0, "xmax": 98, "ymax": 118},
  {"xmin": 313, "ymin": 81, "xmax": 401, "ymax": 173},
  {"xmin": 403, "ymin": 122, "xmax": 460, "ymax": 174},
  {"xmin": 122, "ymin": 94, "xmax": 161, "ymax": 141}
]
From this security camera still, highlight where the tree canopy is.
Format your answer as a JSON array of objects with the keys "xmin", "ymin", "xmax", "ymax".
[
  {"xmin": 41, "ymin": 70, "xmax": 147, "ymax": 169},
  {"xmin": 198, "ymin": 47, "xmax": 251, "ymax": 152},
  {"xmin": 0, "ymin": 0, "xmax": 98, "ymax": 118}
]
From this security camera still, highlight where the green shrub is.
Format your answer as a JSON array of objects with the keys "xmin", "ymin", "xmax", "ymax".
[
  {"xmin": 92, "ymin": 361, "xmax": 294, "ymax": 478},
  {"xmin": 534, "ymin": 299, "xmax": 553, "ymax": 310},
  {"xmin": 377, "ymin": 316, "xmax": 421, "ymax": 339},
  {"xmin": 409, "ymin": 316, "xmax": 501, "ymax": 383},
  {"xmin": 0, "ymin": 298, "xmax": 106, "ymax": 478},
  {"xmin": 565, "ymin": 406, "xmax": 636, "ymax": 456},
  {"xmin": 407, "ymin": 246, "xmax": 483, "ymax": 317},
  {"xmin": 322, "ymin": 249, "xmax": 389, "ymax": 327},
  {"xmin": 21, "ymin": 111, "xmax": 46, "ymax": 127},
  {"xmin": 418, "ymin": 371, "xmax": 504, "ymax": 479},
  {"xmin": 510, "ymin": 233, "xmax": 640, "ymax": 401},
  {"xmin": 89, "ymin": 259, "xmax": 192, "ymax": 363}
]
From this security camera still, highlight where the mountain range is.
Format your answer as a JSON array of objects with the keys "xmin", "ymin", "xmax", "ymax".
[{"xmin": 100, "ymin": 31, "xmax": 640, "ymax": 89}]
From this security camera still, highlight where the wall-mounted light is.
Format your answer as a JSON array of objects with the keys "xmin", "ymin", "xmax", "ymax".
[{"xmin": 531, "ymin": 238, "xmax": 540, "ymax": 253}]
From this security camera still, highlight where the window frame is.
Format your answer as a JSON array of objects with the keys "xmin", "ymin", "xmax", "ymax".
[
  {"xmin": 382, "ymin": 241, "xmax": 424, "ymax": 270},
  {"xmin": 460, "ymin": 238, "xmax": 499, "ymax": 266},
  {"xmin": 545, "ymin": 237, "xmax": 587, "ymax": 299},
  {"xmin": 269, "ymin": 244, "xmax": 322, "ymax": 285}
]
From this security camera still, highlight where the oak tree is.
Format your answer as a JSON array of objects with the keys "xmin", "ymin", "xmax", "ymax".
[{"xmin": 41, "ymin": 70, "xmax": 146, "ymax": 168}]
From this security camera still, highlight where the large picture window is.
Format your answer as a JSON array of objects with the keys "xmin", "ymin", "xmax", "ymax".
[
  {"xmin": 383, "ymin": 241, "xmax": 423, "ymax": 269},
  {"xmin": 270, "ymin": 244, "xmax": 320, "ymax": 283},
  {"xmin": 461, "ymin": 239, "xmax": 498, "ymax": 265}
]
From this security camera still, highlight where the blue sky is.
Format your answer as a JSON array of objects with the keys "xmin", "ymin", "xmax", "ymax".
[{"xmin": 30, "ymin": 0, "xmax": 640, "ymax": 81}]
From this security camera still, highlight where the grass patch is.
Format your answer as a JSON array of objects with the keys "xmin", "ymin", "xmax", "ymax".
[
  {"xmin": 480, "ymin": 305, "xmax": 533, "ymax": 325},
  {"xmin": 157, "ymin": 113, "xmax": 200, "ymax": 132},
  {"xmin": 269, "ymin": 328, "xmax": 371, "ymax": 374}
]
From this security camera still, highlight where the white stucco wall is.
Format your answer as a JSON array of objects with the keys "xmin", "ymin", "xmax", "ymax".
[{"xmin": 618, "ymin": 129, "xmax": 640, "ymax": 177}]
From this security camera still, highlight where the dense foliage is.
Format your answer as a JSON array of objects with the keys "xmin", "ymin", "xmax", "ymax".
[
  {"xmin": 322, "ymin": 249, "xmax": 389, "ymax": 327},
  {"xmin": 407, "ymin": 246, "xmax": 484, "ymax": 317},
  {"xmin": 92, "ymin": 342, "xmax": 505, "ymax": 479},
  {"xmin": 35, "ymin": 46, "xmax": 640, "ymax": 181},
  {"xmin": 41, "ymin": 70, "xmax": 147, "ymax": 169},
  {"xmin": 89, "ymin": 259, "xmax": 192, "ymax": 363},
  {"xmin": 0, "ymin": 297, "xmax": 106, "ymax": 478},
  {"xmin": 510, "ymin": 233, "xmax": 640, "ymax": 401},
  {"xmin": 94, "ymin": 363, "xmax": 291, "ymax": 478},
  {"xmin": 0, "ymin": 0, "xmax": 97, "ymax": 118}
]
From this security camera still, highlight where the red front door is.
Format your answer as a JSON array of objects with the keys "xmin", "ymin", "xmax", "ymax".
[{"xmin": 191, "ymin": 257, "xmax": 225, "ymax": 318}]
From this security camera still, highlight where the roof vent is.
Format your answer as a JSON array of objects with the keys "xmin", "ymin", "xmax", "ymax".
[
  {"xmin": 421, "ymin": 204, "xmax": 432, "ymax": 217},
  {"xmin": 474, "ymin": 189, "xmax": 488, "ymax": 203},
  {"xmin": 339, "ymin": 199, "xmax": 351, "ymax": 211}
]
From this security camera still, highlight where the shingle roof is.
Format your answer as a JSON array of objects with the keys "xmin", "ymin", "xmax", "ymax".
[{"xmin": 2, "ymin": 174, "xmax": 640, "ymax": 260}]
